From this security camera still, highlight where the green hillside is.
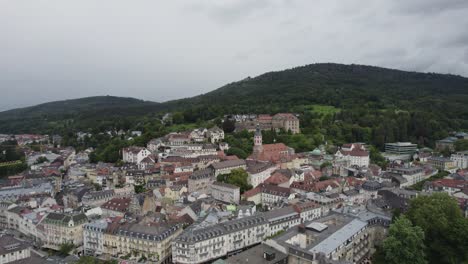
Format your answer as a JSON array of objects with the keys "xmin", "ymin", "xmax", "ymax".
[{"xmin": 0, "ymin": 63, "xmax": 467, "ymax": 149}]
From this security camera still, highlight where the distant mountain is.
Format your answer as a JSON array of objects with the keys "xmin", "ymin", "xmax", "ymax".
[
  {"xmin": 1, "ymin": 63, "xmax": 467, "ymax": 137},
  {"xmin": 0, "ymin": 96, "xmax": 162, "ymax": 133}
]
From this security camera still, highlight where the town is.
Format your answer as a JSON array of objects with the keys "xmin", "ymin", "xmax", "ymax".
[{"xmin": 0, "ymin": 114, "xmax": 467, "ymax": 264}]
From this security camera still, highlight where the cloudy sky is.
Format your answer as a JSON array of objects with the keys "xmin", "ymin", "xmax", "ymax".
[{"xmin": 1, "ymin": 0, "xmax": 467, "ymax": 111}]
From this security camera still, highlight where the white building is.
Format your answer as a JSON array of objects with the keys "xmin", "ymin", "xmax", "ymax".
[
  {"xmin": 451, "ymin": 151, "xmax": 468, "ymax": 169},
  {"xmin": 122, "ymin": 146, "xmax": 151, "ymax": 164},
  {"xmin": 207, "ymin": 126, "xmax": 224, "ymax": 143},
  {"xmin": 246, "ymin": 161, "xmax": 278, "ymax": 188},
  {"xmin": 0, "ymin": 235, "xmax": 32, "ymax": 264},
  {"xmin": 172, "ymin": 203, "xmax": 322, "ymax": 264},
  {"xmin": 335, "ymin": 143, "xmax": 370, "ymax": 167}
]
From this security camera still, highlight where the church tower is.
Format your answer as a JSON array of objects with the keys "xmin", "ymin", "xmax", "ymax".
[{"xmin": 253, "ymin": 125, "xmax": 263, "ymax": 153}]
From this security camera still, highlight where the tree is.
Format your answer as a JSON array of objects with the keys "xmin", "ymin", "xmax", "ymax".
[
  {"xmin": 455, "ymin": 139, "xmax": 468, "ymax": 151},
  {"xmin": 383, "ymin": 216, "xmax": 426, "ymax": 264},
  {"xmin": 172, "ymin": 112, "xmax": 184, "ymax": 124},
  {"xmin": 222, "ymin": 118, "xmax": 236, "ymax": 133},
  {"xmin": 226, "ymin": 147, "xmax": 248, "ymax": 159},
  {"xmin": 59, "ymin": 242, "xmax": 74, "ymax": 256},
  {"xmin": 406, "ymin": 193, "xmax": 468, "ymax": 264},
  {"xmin": 217, "ymin": 168, "xmax": 252, "ymax": 193}
]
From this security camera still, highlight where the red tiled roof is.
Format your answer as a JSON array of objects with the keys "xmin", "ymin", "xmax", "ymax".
[
  {"xmin": 101, "ymin": 197, "xmax": 132, "ymax": 213},
  {"xmin": 264, "ymin": 171, "xmax": 291, "ymax": 185},
  {"xmin": 432, "ymin": 179, "xmax": 467, "ymax": 189}
]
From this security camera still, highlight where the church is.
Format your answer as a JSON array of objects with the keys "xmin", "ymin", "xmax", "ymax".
[{"xmin": 247, "ymin": 126, "xmax": 298, "ymax": 167}]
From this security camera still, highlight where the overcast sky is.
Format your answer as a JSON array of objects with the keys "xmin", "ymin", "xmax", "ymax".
[{"xmin": 1, "ymin": 0, "xmax": 467, "ymax": 111}]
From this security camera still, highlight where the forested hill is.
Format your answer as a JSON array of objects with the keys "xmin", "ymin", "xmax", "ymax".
[
  {"xmin": 0, "ymin": 96, "xmax": 162, "ymax": 133},
  {"xmin": 0, "ymin": 63, "xmax": 467, "ymax": 148},
  {"xmin": 164, "ymin": 63, "xmax": 468, "ymax": 120}
]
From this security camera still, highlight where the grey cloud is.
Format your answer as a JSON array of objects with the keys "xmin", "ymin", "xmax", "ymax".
[
  {"xmin": 391, "ymin": 0, "xmax": 468, "ymax": 14},
  {"xmin": 0, "ymin": 0, "xmax": 467, "ymax": 111}
]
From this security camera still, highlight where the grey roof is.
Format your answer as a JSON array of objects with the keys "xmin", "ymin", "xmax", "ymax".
[
  {"xmin": 211, "ymin": 159, "xmax": 246, "ymax": 170},
  {"xmin": 225, "ymin": 244, "xmax": 288, "ymax": 264},
  {"xmin": 176, "ymin": 213, "xmax": 267, "ymax": 243},
  {"xmin": 0, "ymin": 235, "xmax": 30, "ymax": 255},
  {"xmin": 212, "ymin": 181, "xmax": 240, "ymax": 190},
  {"xmin": 44, "ymin": 212, "xmax": 88, "ymax": 225},
  {"xmin": 114, "ymin": 223, "xmax": 180, "ymax": 241},
  {"xmin": 309, "ymin": 218, "xmax": 367, "ymax": 255},
  {"xmin": 190, "ymin": 168, "xmax": 214, "ymax": 180}
]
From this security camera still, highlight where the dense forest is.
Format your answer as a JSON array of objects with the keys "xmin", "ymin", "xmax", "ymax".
[{"xmin": 0, "ymin": 63, "xmax": 467, "ymax": 152}]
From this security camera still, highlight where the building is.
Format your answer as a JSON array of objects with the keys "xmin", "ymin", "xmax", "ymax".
[
  {"xmin": 388, "ymin": 166, "xmax": 427, "ymax": 187},
  {"xmin": 210, "ymin": 160, "xmax": 247, "ymax": 177},
  {"xmin": 207, "ymin": 126, "xmax": 225, "ymax": 143},
  {"xmin": 122, "ymin": 147, "xmax": 151, "ymax": 164},
  {"xmin": 82, "ymin": 190, "xmax": 115, "ymax": 207},
  {"xmin": 385, "ymin": 142, "xmax": 417, "ymax": 155},
  {"xmin": 84, "ymin": 220, "xmax": 182, "ymax": 263},
  {"xmin": 172, "ymin": 203, "xmax": 321, "ymax": 264},
  {"xmin": 223, "ymin": 244, "xmax": 288, "ymax": 264},
  {"xmin": 272, "ymin": 113, "xmax": 300, "ymax": 134},
  {"xmin": 435, "ymin": 137, "xmax": 458, "ymax": 151},
  {"xmin": 41, "ymin": 212, "xmax": 88, "ymax": 251},
  {"xmin": 234, "ymin": 113, "xmax": 300, "ymax": 134},
  {"xmin": 451, "ymin": 151, "xmax": 468, "ymax": 169},
  {"xmin": 335, "ymin": 143, "xmax": 370, "ymax": 167},
  {"xmin": 211, "ymin": 182, "xmax": 240, "ymax": 204},
  {"xmin": 0, "ymin": 235, "xmax": 33, "ymax": 264},
  {"xmin": 423, "ymin": 179, "xmax": 467, "ymax": 196},
  {"xmin": 188, "ymin": 168, "xmax": 215, "ymax": 195},
  {"xmin": 247, "ymin": 127, "xmax": 296, "ymax": 165},
  {"xmin": 100, "ymin": 197, "xmax": 132, "ymax": 217},
  {"xmin": 272, "ymin": 212, "xmax": 390, "ymax": 264},
  {"xmin": 243, "ymin": 184, "xmax": 293, "ymax": 208},
  {"xmin": 428, "ymin": 157, "xmax": 457, "ymax": 172},
  {"xmin": 384, "ymin": 142, "xmax": 417, "ymax": 161},
  {"xmin": 246, "ymin": 160, "xmax": 278, "ymax": 188}
]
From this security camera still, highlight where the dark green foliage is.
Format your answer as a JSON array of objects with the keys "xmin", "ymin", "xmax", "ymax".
[
  {"xmin": 34, "ymin": 156, "xmax": 49, "ymax": 164},
  {"xmin": 0, "ymin": 141, "xmax": 27, "ymax": 177},
  {"xmin": 455, "ymin": 139, "xmax": 468, "ymax": 151},
  {"xmin": 369, "ymin": 145, "xmax": 388, "ymax": 169},
  {"xmin": 134, "ymin": 184, "xmax": 147, "ymax": 194},
  {"xmin": 226, "ymin": 147, "xmax": 248, "ymax": 159},
  {"xmin": 383, "ymin": 216, "xmax": 426, "ymax": 264},
  {"xmin": 216, "ymin": 168, "xmax": 252, "ymax": 193},
  {"xmin": 58, "ymin": 242, "xmax": 74, "ymax": 256},
  {"xmin": 405, "ymin": 193, "xmax": 468, "ymax": 264},
  {"xmin": 222, "ymin": 118, "xmax": 236, "ymax": 133}
]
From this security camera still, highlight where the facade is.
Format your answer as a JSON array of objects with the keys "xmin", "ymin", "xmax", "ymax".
[
  {"xmin": 122, "ymin": 147, "xmax": 151, "ymax": 164},
  {"xmin": 0, "ymin": 235, "xmax": 32, "ymax": 264},
  {"xmin": 272, "ymin": 113, "xmax": 300, "ymax": 134},
  {"xmin": 188, "ymin": 168, "xmax": 215, "ymax": 195},
  {"xmin": 41, "ymin": 212, "xmax": 88, "ymax": 251},
  {"xmin": 435, "ymin": 137, "xmax": 458, "ymax": 151},
  {"xmin": 210, "ymin": 160, "xmax": 247, "ymax": 177},
  {"xmin": 207, "ymin": 126, "xmax": 225, "ymax": 143},
  {"xmin": 335, "ymin": 144, "xmax": 369, "ymax": 167},
  {"xmin": 389, "ymin": 166, "xmax": 427, "ymax": 187},
  {"xmin": 451, "ymin": 151, "xmax": 468, "ymax": 169},
  {"xmin": 211, "ymin": 182, "xmax": 240, "ymax": 204},
  {"xmin": 100, "ymin": 197, "xmax": 132, "ymax": 217},
  {"xmin": 384, "ymin": 142, "xmax": 417, "ymax": 155},
  {"xmin": 247, "ymin": 161, "xmax": 278, "ymax": 188},
  {"xmin": 428, "ymin": 157, "xmax": 457, "ymax": 172},
  {"xmin": 172, "ymin": 203, "xmax": 321, "ymax": 264},
  {"xmin": 84, "ymin": 220, "xmax": 182, "ymax": 263}
]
